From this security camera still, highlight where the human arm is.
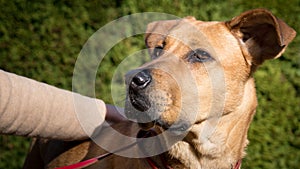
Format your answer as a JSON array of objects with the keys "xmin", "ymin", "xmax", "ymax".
[{"xmin": 0, "ymin": 70, "xmax": 123, "ymax": 140}]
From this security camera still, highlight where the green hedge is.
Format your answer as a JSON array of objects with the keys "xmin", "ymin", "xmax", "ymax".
[{"xmin": 0, "ymin": 1, "xmax": 299, "ymax": 168}]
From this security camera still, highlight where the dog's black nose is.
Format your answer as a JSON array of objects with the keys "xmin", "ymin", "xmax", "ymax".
[{"xmin": 130, "ymin": 70, "xmax": 152, "ymax": 90}]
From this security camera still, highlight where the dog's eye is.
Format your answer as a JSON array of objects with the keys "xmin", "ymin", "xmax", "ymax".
[
  {"xmin": 187, "ymin": 49, "xmax": 212, "ymax": 63},
  {"xmin": 152, "ymin": 45, "xmax": 164, "ymax": 59}
]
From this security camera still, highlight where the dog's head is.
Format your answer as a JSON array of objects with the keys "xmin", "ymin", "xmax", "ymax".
[{"xmin": 124, "ymin": 9, "xmax": 295, "ymax": 139}]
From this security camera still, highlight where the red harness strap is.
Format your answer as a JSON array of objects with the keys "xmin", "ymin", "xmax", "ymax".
[
  {"xmin": 234, "ymin": 159, "xmax": 242, "ymax": 169},
  {"xmin": 145, "ymin": 155, "xmax": 173, "ymax": 169},
  {"xmin": 146, "ymin": 158, "xmax": 159, "ymax": 169}
]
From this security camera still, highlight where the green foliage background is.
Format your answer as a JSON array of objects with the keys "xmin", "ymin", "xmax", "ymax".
[{"xmin": 0, "ymin": 0, "xmax": 299, "ymax": 168}]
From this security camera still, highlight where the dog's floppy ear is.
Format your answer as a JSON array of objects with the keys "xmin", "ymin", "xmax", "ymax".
[
  {"xmin": 226, "ymin": 9, "xmax": 296, "ymax": 65},
  {"xmin": 145, "ymin": 19, "xmax": 180, "ymax": 57}
]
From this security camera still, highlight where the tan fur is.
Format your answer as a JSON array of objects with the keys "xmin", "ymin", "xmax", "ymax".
[{"xmin": 23, "ymin": 9, "xmax": 296, "ymax": 169}]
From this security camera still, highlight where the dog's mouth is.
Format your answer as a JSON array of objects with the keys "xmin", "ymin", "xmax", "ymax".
[
  {"xmin": 138, "ymin": 119, "xmax": 190, "ymax": 135},
  {"xmin": 138, "ymin": 121, "xmax": 156, "ymax": 130},
  {"xmin": 126, "ymin": 91, "xmax": 191, "ymax": 135},
  {"xmin": 126, "ymin": 88, "xmax": 190, "ymax": 135}
]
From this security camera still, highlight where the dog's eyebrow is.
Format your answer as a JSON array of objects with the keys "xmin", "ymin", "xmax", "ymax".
[{"xmin": 154, "ymin": 39, "xmax": 166, "ymax": 47}]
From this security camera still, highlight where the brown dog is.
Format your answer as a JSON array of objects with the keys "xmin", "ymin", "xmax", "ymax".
[{"xmin": 23, "ymin": 9, "xmax": 296, "ymax": 169}]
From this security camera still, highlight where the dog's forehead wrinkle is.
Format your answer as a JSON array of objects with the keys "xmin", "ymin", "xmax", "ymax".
[
  {"xmin": 169, "ymin": 30, "xmax": 208, "ymax": 48},
  {"xmin": 165, "ymin": 26, "xmax": 221, "ymax": 58}
]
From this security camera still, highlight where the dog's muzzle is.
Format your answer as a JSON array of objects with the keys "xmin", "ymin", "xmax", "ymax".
[
  {"xmin": 125, "ymin": 68, "xmax": 191, "ymax": 134},
  {"xmin": 125, "ymin": 69, "xmax": 159, "ymax": 130}
]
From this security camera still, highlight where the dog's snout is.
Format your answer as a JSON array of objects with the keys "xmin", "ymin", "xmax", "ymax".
[{"xmin": 130, "ymin": 70, "xmax": 152, "ymax": 90}]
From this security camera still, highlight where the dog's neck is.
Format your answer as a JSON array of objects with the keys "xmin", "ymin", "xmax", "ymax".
[{"xmin": 166, "ymin": 78, "xmax": 257, "ymax": 169}]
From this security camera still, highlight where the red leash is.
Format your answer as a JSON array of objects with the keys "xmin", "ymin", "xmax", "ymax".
[
  {"xmin": 54, "ymin": 158, "xmax": 98, "ymax": 169},
  {"xmin": 54, "ymin": 129, "xmax": 147, "ymax": 169},
  {"xmin": 54, "ymin": 140, "xmax": 138, "ymax": 169},
  {"xmin": 54, "ymin": 129, "xmax": 167, "ymax": 169}
]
